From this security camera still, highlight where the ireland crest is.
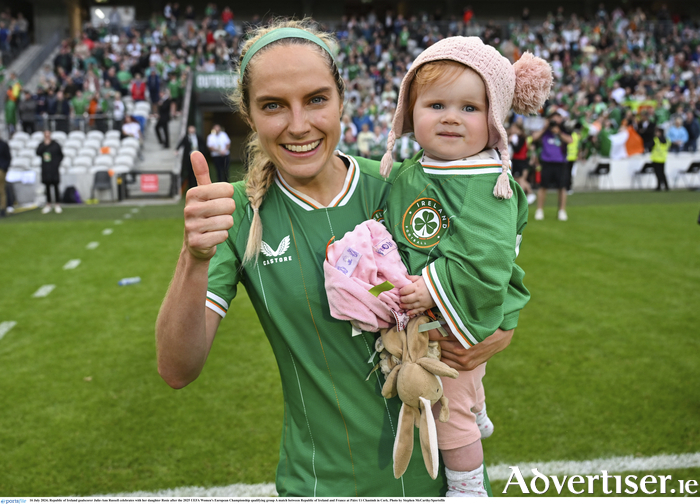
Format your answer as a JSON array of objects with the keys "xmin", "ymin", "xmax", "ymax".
[{"xmin": 402, "ymin": 198, "xmax": 449, "ymax": 248}]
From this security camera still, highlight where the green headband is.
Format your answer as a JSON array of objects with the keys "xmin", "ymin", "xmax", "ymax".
[{"xmin": 239, "ymin": 27, "xmax": 335, "ymax": 78}]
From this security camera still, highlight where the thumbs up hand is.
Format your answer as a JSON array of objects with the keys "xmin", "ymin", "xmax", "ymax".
[{"xmin": 184, "ymin": 151, "xmax": 236, "ymax": 261}]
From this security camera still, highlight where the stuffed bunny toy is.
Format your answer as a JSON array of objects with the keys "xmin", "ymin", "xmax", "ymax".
[{"xmin": 378, "ymin": 315, "xmax": 459, "ymax": 479}]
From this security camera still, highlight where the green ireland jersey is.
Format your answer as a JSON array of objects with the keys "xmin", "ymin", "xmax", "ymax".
[
  {"xmin": 206, "ymin": 153, "xmax": 446, "ymax": 497},
  {"xmin": 384, "ymin": 150, "xmax": 530, "ymax": 349}
]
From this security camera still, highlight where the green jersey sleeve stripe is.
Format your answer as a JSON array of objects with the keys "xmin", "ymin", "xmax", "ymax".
[
  {"xmin": 205, "ymin": 299, "xmax": 227, "ymax": 318},
  {"xmin": 423, "ymin": 263, "xmax": 479, "ymax": 348}
]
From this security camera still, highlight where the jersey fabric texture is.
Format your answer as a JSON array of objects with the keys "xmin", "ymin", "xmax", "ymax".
[
  {"xmin": 206, "ymin": 152, "xmax": 447, "ymax": 497},
  {"xmin": 384, "ymin": 149, "xmax": 530, "ymax": 349}
]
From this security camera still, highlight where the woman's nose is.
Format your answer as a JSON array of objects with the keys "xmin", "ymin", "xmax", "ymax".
[{"xmin": 288, "ymin": 106, "xmax": 310, "ymax": 137}]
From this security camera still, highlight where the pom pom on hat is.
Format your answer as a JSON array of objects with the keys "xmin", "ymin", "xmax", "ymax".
[{"xmin": 512, "ymin": 52, "xmax": 554, "ymax": 115}]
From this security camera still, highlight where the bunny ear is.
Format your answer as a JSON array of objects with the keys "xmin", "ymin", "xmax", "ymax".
[
  {"xmin": 418, "ymin": 396, "xmax": 439, "ymax": 479},
  {"xmin": 393, "ymin": 403, "xmax": 416, "ymax": 479},
  {"xmin": 512, "ymin": 52, "xmax": 553, "ymax": 115},
  {"xmin": 406, "ymin": 316, "xmax": 431, "ymax": 361}
]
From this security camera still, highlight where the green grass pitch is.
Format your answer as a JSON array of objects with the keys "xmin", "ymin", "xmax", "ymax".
[{"xmin": 0, "ymin": 190, "xmax": 698, "ymax": 497}]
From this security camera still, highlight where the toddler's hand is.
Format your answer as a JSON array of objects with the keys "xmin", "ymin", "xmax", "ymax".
[{"xmin": 399, "ymin": 275, "xmax": 436, "ymax": 317}]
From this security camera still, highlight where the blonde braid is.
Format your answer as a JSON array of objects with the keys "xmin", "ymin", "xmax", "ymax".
[{"xmin": 242, "ymin": 136, "xmax": 277, "ymax": 264}]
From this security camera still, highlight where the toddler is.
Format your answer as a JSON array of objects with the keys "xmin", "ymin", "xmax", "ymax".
[{"xmin": 378, "ymin": 37, "xmax": 552, "ymax": 497}]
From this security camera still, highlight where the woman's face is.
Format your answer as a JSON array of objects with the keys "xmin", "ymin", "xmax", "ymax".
[{"xmin": 247, "ymin": 44, "xmax": 343, "ymax": 187}]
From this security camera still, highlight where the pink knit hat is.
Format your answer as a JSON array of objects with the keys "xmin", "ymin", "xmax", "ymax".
[{"xmin": 380, "ymin": 37, "xmax": 553, "ymax": 199}]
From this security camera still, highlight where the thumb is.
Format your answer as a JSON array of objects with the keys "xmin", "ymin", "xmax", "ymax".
[{"xmin": 191, "ymin": 151, "xmax": 211, "ymax": 185}]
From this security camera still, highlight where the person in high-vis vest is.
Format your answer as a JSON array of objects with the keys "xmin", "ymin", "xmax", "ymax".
[
  {"xmin": 650, "ymin": 127, "xmax": 671, "ymax": 191},
  {"xmin": 566, "ymin": 123, "xmax": 582, "ymax": 193}
]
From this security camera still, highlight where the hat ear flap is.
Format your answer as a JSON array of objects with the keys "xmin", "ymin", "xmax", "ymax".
[{"xmin": 512, "ymin": 52, "xmax": 553, "ymax": 115}]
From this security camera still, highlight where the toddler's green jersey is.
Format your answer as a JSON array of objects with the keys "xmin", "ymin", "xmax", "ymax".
[
  {"xmin": 384, "ymin": 150, "xmax": 530, "ymax": 349},
  {"xmin": 206, "ymin": 153, "xmax": 446, "ymax": 497}
]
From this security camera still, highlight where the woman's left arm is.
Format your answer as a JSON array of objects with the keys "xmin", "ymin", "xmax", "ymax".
[{"xmin": 428, "ymin": 327, "xmax": 514, "ymax": 371}]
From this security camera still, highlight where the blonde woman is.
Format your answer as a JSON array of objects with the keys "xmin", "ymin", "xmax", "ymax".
[{"xmin": 156, "ymin": 19, "xmax": 513, "ymax": 497}]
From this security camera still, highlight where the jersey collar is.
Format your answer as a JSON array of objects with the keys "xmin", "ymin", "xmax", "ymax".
[
  {"xmin": 274, "ymin": 151, "xmax": 361, "ymax": 210},
  {"xmin": 420, "ymin": 149, "xmax": 505, "ymax": 175}
]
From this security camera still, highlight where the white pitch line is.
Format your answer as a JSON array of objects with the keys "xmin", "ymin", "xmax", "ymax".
[
  {"xmin": 488, "ymin": 452, "xmax": 700, "ymax": 481},
  {"xmin": 114, "ymin": 220, "xmax": 123, "ymax": 225},
  {"xmin": 63, "ymin": 259, "xmax": 81, "ymax": 270},
  {"xmin": 32, "ymin": 284, "xmax": 56, "ymax": 298},
  {"xmin": 86, "ymin": 241, "xmax": 99, "ymax": 250},
  {"xmin": 95, "ymin": 483, "xmax": 277, "ymax": 498},
  {"xmin": 0, "ymin": 321, "xmax": 17, "ymax": 341},
  {"xmin": 102, "ymin": 228, "xmax": 113, "ymax": 235},
  {"xmin": 131, "ymin": 208, "xmax": 139, "ymax": 213},
  {"xmin": 124, "ymin": 214, "xmax": 132, "ymax": 219}
]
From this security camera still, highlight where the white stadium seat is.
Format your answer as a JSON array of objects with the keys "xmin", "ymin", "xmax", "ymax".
[
  {"xmin": 94, "ymin": 155, "xmax": 114, "ymax": 167},
  {"xmin": 51, "ymin": 131, "xmax": 67, "ymax": 144},
  {"xmin": 72, "ymin": 156, "xmax": 93, "ymax": 168},
  {"xmin": 68, "ymin": 131, "xmax": 86, "ymax": 141},
  {"xmin": 87, "ymin": 130, "xmax": 105, "ymax": 142},
  {"xmin": 77, "ymin": 147, "xmax": 97, "ymax": 158},
  {"xmin": 12, "ymin": 132, "xmax": 30, "ymax": 142},
  {"xmin": 64, "ymin": 139, "xmax": 83, "ymax": 151}
]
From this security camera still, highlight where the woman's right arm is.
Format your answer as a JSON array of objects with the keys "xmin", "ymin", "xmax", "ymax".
[{"xmin": 155, "ymin": 151, "xmax": 235, "ymax": 389}]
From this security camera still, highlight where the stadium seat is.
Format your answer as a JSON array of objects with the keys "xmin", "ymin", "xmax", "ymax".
[
  {"xmin": 67, "ymin": 165, "xmax": 89, "ymax": 175},
  {"xmin": 117, "ymin": 146, "xmax": 138, "ymax": 159},
  {"xmin": 114, "ymin": 155, "xmax": 135, "ymax": 168},
  {"xmin": 9, "ymin": 139, "xmax": 25, "ymax": 150},
  {"xmin": 64, "ymin": 139, "xmax": 83, "ymax": 151},
  {"xmin": 87, "ymin": 131, "xmax": 105, "ymax": 142},
  {"xmin": 31, "ymin": 131, "xmax": 44, "ymax": 142},
  {"xmin": 112, "ymin": 164, "xmax": 131, "ymax": 174},
  {"xmin": 105, "ymin": 130, "xmax": 122, "ymax": 141},
  {"xmin": 83, "ymin": 139, "xmax": 102, "ymax": 151},
  {"xmin": 94, "ymin": 155, "xmax": 114, "ymax": 167},
  {"xmin": 19, "ymin": 148, "xmax": 36, "ymax": 159},
  {"xmin": 78, "ymin": 147, "xmax": 98, "ymax": 158},
  {"xmin": 26, "ymin": 139, "xmax": 40, "ymax": 150},
  {"xmin": 12, "ymin": 132, "xmax": 30, "ymax": 142},
  {"xmin": 103, "ymin": 138, "xmax": 121, "ymax": 150},
  {"xmin": 72, "ymin": 156, "xmax": 93, "ymax": 168},
  {"xmin": 31, "ymin": 156, "xmax": 42, "ymax": 168},
  {"xmin": 586, "ymin": 162, "xmax": 613, "ymax": 189},
  {"xmin": 62, "ymin": 147, "xmax": 78, "ymax": 159},
  {"xmin": 674, "ymin": 161, "xmax": 700, "ymax": 188},
  {"xmin": 121, "ymin": 137, "xmax": 140, "ymax": 150},
  {"xmin": 51, "ymin": 131, "xmax": 67, "ymax": 144},
  {"xmin": 91, "ymin": 170, "xmax": 115, "ymax": 201},
  {"xmin": 68, "ymin": 131, "xmax": 86, "ymax": 142},
  {"xmin": 10, "ymin": 157, "xmax": 31, "ymax": 169},
  {"xmin": 631, "ymin": 162, "xmax": 656, "ymax": 189}
]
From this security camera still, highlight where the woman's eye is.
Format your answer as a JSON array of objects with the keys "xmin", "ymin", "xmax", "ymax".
[
  {"xmin": 463, "ymin": 105, "xmax": 476, "ymax": 112},
  {"xmin": 431, "ymin": 103, "xmax": 443, "ymax": 110},
  {"xmin": 263, "ymin": 103, "xmax": 279, "ymax": 111},
  {"xmin": 310, "ymin": 96, "xmax": 327, "ymax": 104}
]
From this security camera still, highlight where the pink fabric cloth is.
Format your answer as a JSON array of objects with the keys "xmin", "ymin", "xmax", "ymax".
[{"xmin": 324, "ymin": 219, "xmax": 412, "ymax": 332}]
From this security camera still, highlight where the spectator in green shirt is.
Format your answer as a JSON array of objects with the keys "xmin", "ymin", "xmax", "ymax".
[{"xmin": 70, "ymin": 90, "xmax": 89, "ymax": 131}]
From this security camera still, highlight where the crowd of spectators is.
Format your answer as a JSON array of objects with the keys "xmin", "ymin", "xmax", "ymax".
[
  {"xmin": 6, "ymin": 3, "xmax": 700, "ymax": 167},
  {"xmin": 0, "ymin": 8, "xmax": 30, "ymax": 67}
]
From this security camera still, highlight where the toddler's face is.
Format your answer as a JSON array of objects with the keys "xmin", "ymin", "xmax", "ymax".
[{"xmin": 412, "ymin": 67, "xmax": 489, "ymax": 162}]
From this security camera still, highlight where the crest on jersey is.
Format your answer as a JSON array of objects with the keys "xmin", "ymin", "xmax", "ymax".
[
  {"xmin": 402, "ymin": 198, "xmax": 449, "ymax": 248},
  {"xmin": 261, "ymin": 236, "xmax": 290, "ymax": 257}
]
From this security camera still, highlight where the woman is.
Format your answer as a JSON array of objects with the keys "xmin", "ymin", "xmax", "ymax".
[
  {"xmin": 36, "ymin": 130, "xmax": 63, "ymax": 214},
  {"xmin": 156, "ymin": 19, "xmax": 514, "ymax": 497}
]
